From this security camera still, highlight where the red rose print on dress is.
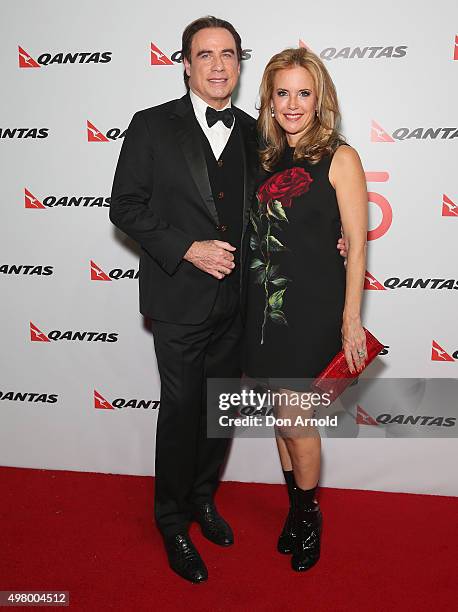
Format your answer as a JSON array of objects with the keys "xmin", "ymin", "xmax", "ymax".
[
  {"xmin": 258, "ymin": 167, "xmax": 313, "ymax": 208},
  {"xmin": 250, "ymin": 165, "xmax": 314, "ymax": 342}
]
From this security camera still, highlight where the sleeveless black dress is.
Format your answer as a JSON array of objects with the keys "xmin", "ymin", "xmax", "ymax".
[{"xmin": 242, "ymin": 146, "xmax": 346, "ymax": 388}]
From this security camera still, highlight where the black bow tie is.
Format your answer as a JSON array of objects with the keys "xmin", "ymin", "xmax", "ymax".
[{"xmin": 205, "ymin": 106, "xmax": 234, "ymax": 129}]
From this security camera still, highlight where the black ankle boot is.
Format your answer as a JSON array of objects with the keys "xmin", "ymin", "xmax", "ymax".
[
  {"xmin": 291, "ymin": 487, "xmax": 322, "ymax": 572},
  {"xmin": 277, "ymin": 470, "xmax": 297, "ymax": 554}
]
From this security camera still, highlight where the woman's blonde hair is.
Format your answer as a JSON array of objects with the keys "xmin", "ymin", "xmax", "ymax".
[{"xmin": 258, "ymin": 47, "xmax": 344, "ymax": 171}]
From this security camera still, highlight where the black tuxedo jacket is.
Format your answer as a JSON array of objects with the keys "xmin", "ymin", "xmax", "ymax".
[{"xmin": 110, "ymin": 93, "xmax": 257, "ymax": 324}]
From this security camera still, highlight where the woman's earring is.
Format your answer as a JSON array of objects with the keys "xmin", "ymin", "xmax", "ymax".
[{"xmin": 271, "ymin": 107, "xmax": 275, "ymax": 118}]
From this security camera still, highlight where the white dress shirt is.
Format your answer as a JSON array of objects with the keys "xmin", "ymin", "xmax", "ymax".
[{"xmin": 189, "ymin": 89, "xmax": 234, "ymax": 160}]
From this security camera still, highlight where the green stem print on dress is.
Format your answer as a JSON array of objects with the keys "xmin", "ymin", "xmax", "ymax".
[{"xmin": 250, "ymin": 197, "xmax": 290, "ymax": 344}]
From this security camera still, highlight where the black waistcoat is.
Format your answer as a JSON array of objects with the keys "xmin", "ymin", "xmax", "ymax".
[{"xmin": 197, "ymin": 121, "xmax": 245, "ymax": 286}]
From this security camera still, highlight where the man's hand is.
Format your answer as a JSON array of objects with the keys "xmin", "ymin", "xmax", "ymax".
[
  {"xmin": 337, "ymin": 237, "xmax": 348, "ymax": 258},
  {"xmin": 184, "ymin": 240, "xmax": 236, "ymax": 280},
  {"xmin": 337, "ymin": 231, "xmax": 349, "ymax": 261}
]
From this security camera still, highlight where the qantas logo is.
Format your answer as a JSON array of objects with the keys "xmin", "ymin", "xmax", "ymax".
[
  {"xmin": 91, "ymin": 261, "xmax": 111, "ymax": 281},
  {"xmin": 150, "ymin": 43, "xmax": 174, "ymax": 65},
  {"xmin": 0, "ymin": 128, "xmax": 48, "ymax": 139},
  {"xmin": 371, "ymin": 121, "xmax": 394, "ymax": 143},
  {"xmin": 299, "ymin": 40, "xmax": 407, "ymax": 60},
  {"xmin": 377, "ymin": 413, "xmax": 456, "ymax": 427},
  {"xmin": 0, "ymin": 390, "xmax": 58, "ymax": 403},
  {"xmin": 371, "ymin": 120, "xmax": 458, "ymax": 141},
  {"xmin": 431, "ymin": 340, "xmax": 456, "ymax": 362},
  {"xmin": 18, "ymin": 46, "xmax": 40, "ymax": 68},
  {"xmin": 365, "ymin": 272, "xmax": 458, "ymax": 291},
  {"xmin": 364, "ymin": 271, "xmax": 386, "ymax": 290},
  {"xmin": 356, "ymin": 405, "xmax": 379, "ymax": 426},
  {"xmin": 30, "ymin": 322, "xmax": 118, "ymax": 343},
  {"xmin": 87, "ymin": 121, "xmax": 109, "ymax": 142},
  {"xmin": 90, "ymin": 261, "xmax": 138, "ymax": 281},
  {"xmin": 356, "ymin": 404, "xmax": 456, "ymax": 427},
  {"xmin": 320, "ymin": 45, "xmax": 407, "ymax": 61},
  {"xmin": 94, "ymin": 389, "xmax": 160, "ymax": 410},
  {"xmin": 87, "ymin": 120, "xmax": 126, "ymax": 141},
  {"xmin": 150, "ymin": 42, "xmax": 252, "ymax": 65},
  {"xmin": 0, "ymin": 265, "xmax": 53, "ymax": 276},
  {"xmin": 19, "ymin": 46, "xmax": 112, "ymax": 67},
  {"xmin": 30, "ymin": 322, "xmax": 50, "ymax": 342},
  {"xmin": 442, "ymin": 194, "xmax": 458, "ymax": 216},
  {"xmin": 25, "ymin": 188, "xmax": 45, "ymax": 209},
  {"xmin": 25, "ymin": 188, "xmax": 110, "ymax": 209},
  {"xmin": 94, "ymin": 390, "xmax": 114, "ymax": 410}
]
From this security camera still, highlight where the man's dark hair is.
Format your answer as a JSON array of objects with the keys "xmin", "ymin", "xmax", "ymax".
[{"xmin": 181, "ymin": 16, "xmax": 243, "ymax": 89}]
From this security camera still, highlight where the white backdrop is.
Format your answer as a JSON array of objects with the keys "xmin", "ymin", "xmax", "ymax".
[{"xmin": 1, "ymin": 0, "xmax": 457, "ymax": 495}]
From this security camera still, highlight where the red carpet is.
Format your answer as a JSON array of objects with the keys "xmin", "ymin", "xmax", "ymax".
[{"xmin": 1, "ymin": 466, "xmax": 456, "ymax": 611}]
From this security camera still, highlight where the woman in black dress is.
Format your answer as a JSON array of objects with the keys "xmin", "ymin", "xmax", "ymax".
[{"xmin": 243, "ymin": 48, "xmax": 368, "ymax": 571}]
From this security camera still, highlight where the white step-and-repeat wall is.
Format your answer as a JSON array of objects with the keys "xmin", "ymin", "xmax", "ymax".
[{"xmin": 1, "ymin": 0, "xmax": 457, "ymax": 495}]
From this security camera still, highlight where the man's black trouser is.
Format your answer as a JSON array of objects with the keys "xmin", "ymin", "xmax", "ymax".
[{"xmin": 151, "ymin": 280, "xmax": 242, "ymax": 538}]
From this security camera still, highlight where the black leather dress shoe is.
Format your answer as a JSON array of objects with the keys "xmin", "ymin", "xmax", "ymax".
[
  {"xmin": 193, "ymin": 502, "xmax": 234, "ymax": 546},
  {"xmin": 164, "ymin": 533, "xmax": 208, "ymax": 583}
]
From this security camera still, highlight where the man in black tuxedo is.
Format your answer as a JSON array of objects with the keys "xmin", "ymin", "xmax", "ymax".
[{"xmin": 110, "ymin": 16, "xmax": 257, "ymax": 583}]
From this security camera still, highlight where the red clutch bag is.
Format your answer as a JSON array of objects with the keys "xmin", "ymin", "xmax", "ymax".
[{"xmin": 311, "ymin": 328, "xmax": 384, "ymax": 402}]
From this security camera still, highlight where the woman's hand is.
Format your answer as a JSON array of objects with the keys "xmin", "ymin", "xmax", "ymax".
[{"xmin": 342, "ymin": 317, "xmax": 367, "ymax": 374}]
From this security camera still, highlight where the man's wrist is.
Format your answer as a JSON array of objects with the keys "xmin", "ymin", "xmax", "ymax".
[{"xmin": 184, "ymin": 241, "xmax": 197, "ymax": 261}]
